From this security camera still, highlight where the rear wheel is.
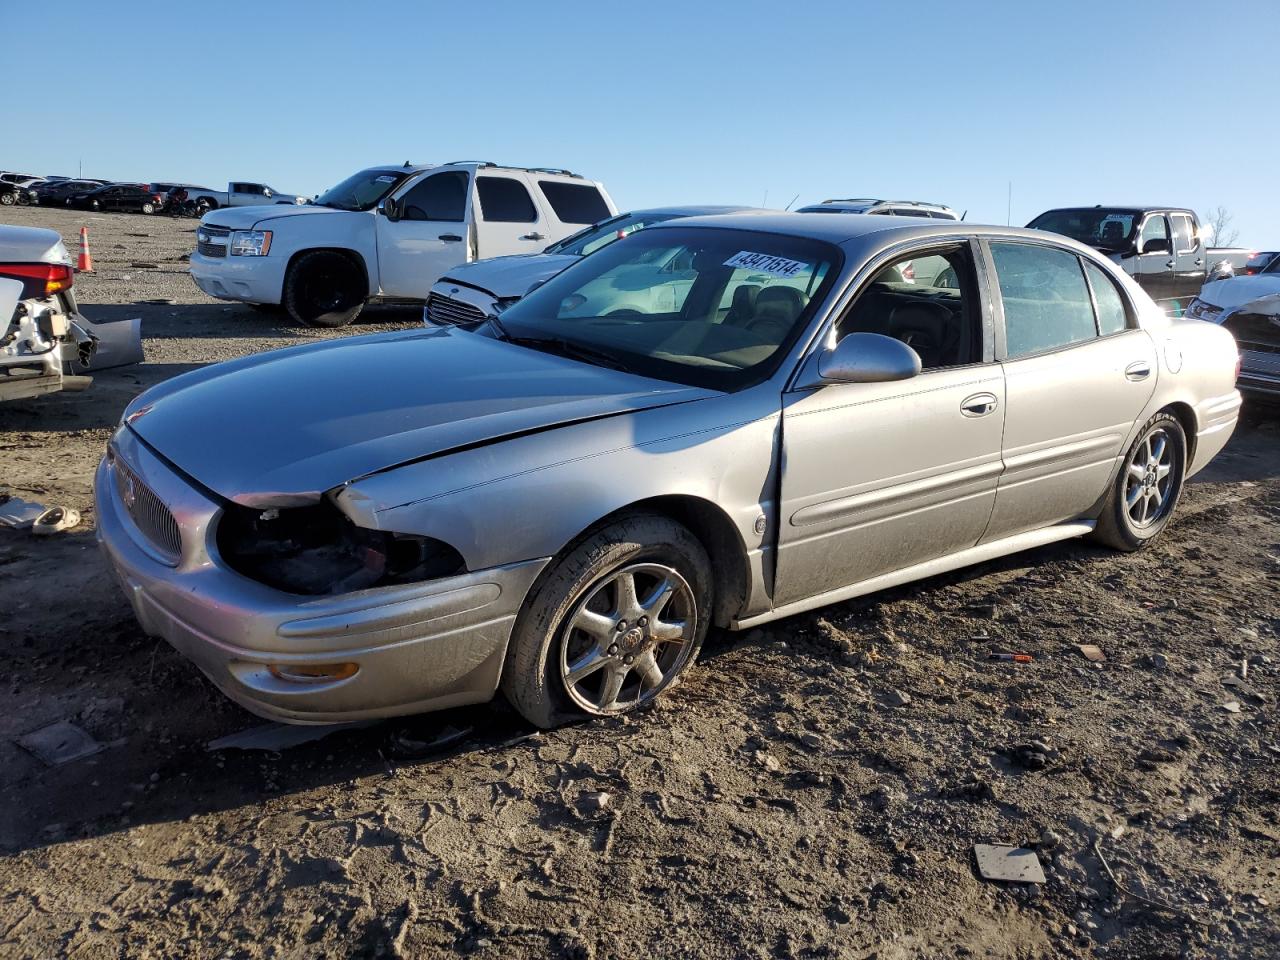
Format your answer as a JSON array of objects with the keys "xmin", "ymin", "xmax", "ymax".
[
  {"xmin": 283, "ymin": 250, "xmax": 366, "ymax": 327},
  {"xmin": 501, "ymin": 514, "xmax": 712, "ymax": 728},
  {"xmin": 1091, "ymin": 411, "xmax": 1187, "ymax": 551},
  {"xmin": 196, "ymin": 199, "xmax": 215, "ymax": 215},
  {"xmin": 0, "ymin": 193, "xmax": 13, "ymax": 206},
  {"xmin": 141, "ymin": 201, "xmax": 155, "ymax": 215}
]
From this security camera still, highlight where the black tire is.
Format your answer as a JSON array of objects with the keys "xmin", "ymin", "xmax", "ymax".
[
  {"xmin": 196, "ymin": 198, "xmax": 215, "ymax": 215},
  {"xmin": 501, "ymin": 513, "xmax": 712, "ymax": 728},
  {"xmin": 282, "ymin": 251, "xmax": 366, "ymax": 327},
  {"xmin": 90, "ymin": 200, "xmax": 101, "ymax": 211},
  {"xmin": 1091, "ymin": 411, "xmax": 1187, "ymax": 552}
]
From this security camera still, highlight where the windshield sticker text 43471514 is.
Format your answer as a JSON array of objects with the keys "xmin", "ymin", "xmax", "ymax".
[{"xmin": 723, "ymin": 251, "xmax": 810, "ymax": 278}]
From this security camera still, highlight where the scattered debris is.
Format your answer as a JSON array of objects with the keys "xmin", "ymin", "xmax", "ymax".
[
  {"xmin": 973, "ymin": 844, "xmax": 1046, "ymax": 884},
  {"xmin": 1077, "ymin": 644, "xmax": 1106, "ymax": 663},
  {"xmin": 576, "ymin": 790, "xmax": 612, "ymax": 816},
  {"xmin": 17, "ymin": 721, "xmax": 103, "ymax": 766},
  {"xmin": 207, "ymin": 720, "xmax": 376, "ymax": 752},
  {"xmin": 1222, "ymin": 701, "xmax": 1242, "ymax": 714},
  {"xmin": 0, "ymin": 495, "xmax": 47, "ymax": 530},
  {"xmin": 389, "ymin": 724, "xmax": 472, "ymax": 758},
  {"xmin": 882, "ymin": 688, "xmax": 912, "ymax": 707},
  {"xmin": 988, "ymin": 652, "xmax": 1033, "ymax": 663},
  {"xmin": 1092, "ymin": 837, "xmax": 1208, "ymax": 924},
  {"xmin": 32, "ymin": 507, "xmax": 81, "ymax": 536},
  {"xmin": 130, "ymin": 261, "xmax": 160, "ymax": 269}
]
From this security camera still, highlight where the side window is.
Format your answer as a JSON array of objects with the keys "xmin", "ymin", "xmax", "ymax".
[
  {"xmin": 836, "ymin": 245, "xmax": 981, "ymax": 370},
  {"xmin": 889, "ymin": 208, "xmax": 930, "ymax": 218},
  {"xmin": 1138, "ymin": 215, "xmax": 1169, "ymax": 252},
  {"xmin": 1171, "ymin": 214, "xmax": 1197, "ymax": 254},
  {"xmin": 538, "ymin": 181, "xmax": 611, "ymax": 224},
  {"xmin": 990, "ymin": 242, "xmax": 1098, "ymax": 358},
  {"xmin": 401, "ymin": 170, "xmax": 469, "ymax": 222},
  {"xmin": 476, "ymin": 176, "xmax": 538, "ymax": 223},
  {"xmin": 1083, "ymin": 261, "xmax": 1128, "ymax": 336}
]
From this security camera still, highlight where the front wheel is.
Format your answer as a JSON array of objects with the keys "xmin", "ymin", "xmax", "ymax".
[
  {"xmin": 501, "ymin": 514, "xmax": 712, "ymax": 728},
  {"xmin": 0, "ymin": 193, "xmax": 14, "ymax": 206},
  {"xmin": 141, "ymin": 202, "xmax": 155, "ymax": 215},
  {"xmin": 283, "ymin": 250, "xmax": 366, "ymax": 327},
  {"xmin": 1091, "ymin": 411, "xmax": 1187, "ymax": 551}
]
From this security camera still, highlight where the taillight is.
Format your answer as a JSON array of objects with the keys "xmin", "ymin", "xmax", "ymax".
[{"xmin": 0, "ymin": 263, "xmax": 74, "ymax": 298}]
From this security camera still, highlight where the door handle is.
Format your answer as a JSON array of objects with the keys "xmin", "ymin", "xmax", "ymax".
[
  {"xmin": 1194, "ymin": 258, "xmax": 1203, "ymax": 266},
  {"xmin": 439, "ymin": 234, "xmax": 463, "ymax": 242},
  {"xmin": 521, "ymin": 232, "xmax": 547, "ymax": 241},
  {"xmin": 1165, "ymin": 259, "xmax": 1175, "ymax": 268},
  {"xmin": 1125, "ymin": 361, "xmax": 1152, "ymax": 381},
  {"xmin": 960, "ymin": 393, "xmax": 998, "ymax": 417}
]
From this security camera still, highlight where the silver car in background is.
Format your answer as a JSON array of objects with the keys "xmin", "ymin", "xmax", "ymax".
[{"xmin": 95, "ymin": 214, "xmax": 1241, "ymax": 727}]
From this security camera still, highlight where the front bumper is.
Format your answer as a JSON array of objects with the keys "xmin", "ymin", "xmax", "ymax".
[
  {"xmin": 94, "ymin": 428, "xmax": 548, "ymax": 724},
  {"xmin": 424, "ymin": 281, "xmax": 497, "ymax": 327},
  {"xmin": 189, "ymin": 249, "xmax": 286, "ymax": 305}
]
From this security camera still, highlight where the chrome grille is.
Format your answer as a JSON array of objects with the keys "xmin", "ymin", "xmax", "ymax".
[
  {"xmin": 196, "ymin": 225, "xmax": 229, "ymax": 259},
  {"xmin": 426, "ymin": 292, "xmax": 487, "ymax": 326},
  {"xmin": 113, "ymin": 456, "xmax": 181, "ymax": 562}
]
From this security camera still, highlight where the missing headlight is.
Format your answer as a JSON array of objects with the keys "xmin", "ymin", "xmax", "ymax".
[{"xmin": 216, "ymin": 501, "xmax": 465, "ymax": 596}]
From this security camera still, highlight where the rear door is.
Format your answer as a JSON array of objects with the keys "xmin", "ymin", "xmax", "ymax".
[
  {"xmin": 474, "ymin": 173, "xmax": 552, "ymax": 258},
  {"xmin": 1133, "ymin": 212, "xmax": 1175, "ymax": 306},
  {"xmin": 1168, "ymin": 212, "xmax": 1204, "ymax": 311},
  {"xmin": 982, "ymin": 240, "xmax": 1157, "ymax": 540},
  {"xmin": 773, "ymin": 241, "xmax": 1005, "ymax": 606},
  {"xmin": 229, "ymin": 182, "xmax": 267, "ymax": 207},
  {"xmin": 375, "ymin": 169, "xmax": 472, "ymax": 298}
]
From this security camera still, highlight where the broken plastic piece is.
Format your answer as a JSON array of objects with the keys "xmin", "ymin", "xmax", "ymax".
[
  {"xmin": 32, "ymin": 507, "xmax": 81, "ymax": 536},
  {"xmin": 17, "ymin": 721, "xmax": 103, "ymax": 766},
  {"xmin": 0, "ymin": 495, "xmax": 47, "ymax": 530},
  {"xmin": 974, "ymin": 843, "xmax": 1046, "ymax": 883}
]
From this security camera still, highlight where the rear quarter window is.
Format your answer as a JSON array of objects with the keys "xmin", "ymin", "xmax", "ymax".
[
  {"xmin": 538, "ymin": 181, "xmax": 612, "ymax": 224},
  {"xmin": 477, "ymin": 177, "xmax": 538, "ymax": 223}
]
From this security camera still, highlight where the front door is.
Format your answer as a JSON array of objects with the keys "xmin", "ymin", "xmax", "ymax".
[
  {"xmin": 982, "ymin": 240, "xmax": 1158, "ymax": 539},
  {"xmin": 774, "ymin": 242, "xmax": 1004, "ymax": 607},
  {"xmin": 1133, "ymin": 213, "xmax": 1175, "ymax": 306},
  {"xmin": 1168, "ymin": 212, "xmax": 1204, "ymax": 312},
  {"xmin": 474, "ymin": 174, "xmax": 554, "ymax": 258},
  {"xmin": 375, "ymin": 169, "xmax": 472, "ymax": 298}
]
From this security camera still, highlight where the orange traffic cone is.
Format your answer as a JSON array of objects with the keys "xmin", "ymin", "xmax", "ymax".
[{"xmin": 77, "ymin": 226, "xmax": 94, "ymax": 273}]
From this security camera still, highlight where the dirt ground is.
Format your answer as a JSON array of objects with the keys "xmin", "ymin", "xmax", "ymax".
[{"xmin": 1, "ymin": 204, "xmax": 1277, "ymax": 960}]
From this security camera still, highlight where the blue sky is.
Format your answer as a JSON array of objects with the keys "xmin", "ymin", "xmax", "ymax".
[{"xmin": 9, "ymin": 0, "xmax": 1278, "ymax": 246}]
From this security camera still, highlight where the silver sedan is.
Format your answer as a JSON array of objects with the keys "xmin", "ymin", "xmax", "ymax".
[{"xmin": 95, "ymin": 214, "xmax": 1242, "ymax": 727}]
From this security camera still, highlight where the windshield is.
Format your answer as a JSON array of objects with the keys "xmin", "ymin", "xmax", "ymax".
[
  {"xmin": 1027, "ymin": 208, "xmax": 1139, "ymax": 251},
  {"xmin": 495, "ymin": 226, "xmax": 841, "ymax": 391},
  {"xmin": 545, "ymin": 212, "xmax": 682, "ymax": 257},
  {"xmin": 314, "ymin": 168, "xmax": 411, "ymax": 211}
]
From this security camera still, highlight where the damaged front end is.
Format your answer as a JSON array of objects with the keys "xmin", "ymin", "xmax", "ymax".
[
  {"xmin": 216, "ymin": 497, "xmax": 466, "ymax": 596},
  {"xmin": 1223, "ymin": 295, "xmax": 1280, "ymax": 397}
]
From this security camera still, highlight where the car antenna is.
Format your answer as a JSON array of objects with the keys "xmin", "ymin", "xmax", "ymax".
[
  {"xmin": 784, "ymin": 193, "xmax": 799, "ymax": 211},
  {"xmin": 961, "ymin": 209, "xmax": 968, "ymax": 221}
]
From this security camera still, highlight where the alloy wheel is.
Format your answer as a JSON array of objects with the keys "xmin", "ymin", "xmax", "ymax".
[
  {"xmin": 559, "ymin": 562, "xmax": 697, "ymax": 714},
  {"xmin": 1125, "ymin": 428, "xmax": 1174, "ymax": 528}
]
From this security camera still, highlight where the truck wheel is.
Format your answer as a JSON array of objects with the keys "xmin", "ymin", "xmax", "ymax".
[
  {"xmin": 0, "ymin": 193, "xmax": 13, "ymax": 206},
  {"xmin": 141, "ymin": 202, "xmax": 155, "ymax": 215},
  {"xmin": 283, "ymin": 251, "xmax": 366, "ymax": 327},
  {"xmin": 196, "ymin": 199, "xmax": 216, "ymax": 214},
  {"xmin": 501, "ymin": 513, "xmax": 712, "ymax": 728}
]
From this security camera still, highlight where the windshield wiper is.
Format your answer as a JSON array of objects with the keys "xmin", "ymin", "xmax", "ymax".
[{"xmin": 507, "ymin": 335, "xmax": 630, "ymax": 372}]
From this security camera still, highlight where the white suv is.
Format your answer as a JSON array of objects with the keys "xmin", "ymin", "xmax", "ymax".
[{"xmin": 189, "ymin": 162, "xmax": 615, "ymax": 327}]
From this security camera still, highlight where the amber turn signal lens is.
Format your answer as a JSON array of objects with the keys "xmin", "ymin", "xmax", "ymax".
[{"xmin": 268, "ymin": 662, "xmax": 359, "ymax": 684}]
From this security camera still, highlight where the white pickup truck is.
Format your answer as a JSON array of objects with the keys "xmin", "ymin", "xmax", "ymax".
[
  {"xmin": 187, "ymin": 181, "xmax": 305, "ymax": 214},
  {"xmin": 189, "ymin": 162, "xmax": 615, "ymax": 326}
]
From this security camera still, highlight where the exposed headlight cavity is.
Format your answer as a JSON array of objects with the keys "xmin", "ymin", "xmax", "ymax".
[{"xmin": 216, "ymin": 500, "xmax": 465, "ymax": 595}]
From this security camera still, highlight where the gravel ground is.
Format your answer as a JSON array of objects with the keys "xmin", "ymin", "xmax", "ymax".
[{"xmin": 1, "ymin": 205, "xmax": 1277, "ymax": 959}]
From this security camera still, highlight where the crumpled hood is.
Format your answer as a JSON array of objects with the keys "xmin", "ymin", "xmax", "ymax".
[
  {"xmin": 123, "ymin": 327, "xmax": 715, "ymax": 507},
  {"xmin": 442, "ymin": 253, "xmax": 581, "ymax": 298},
  {"xmin": 1198, "ymin": 273, "xmax": 1280, "ymax": 313},
  {"xmin": 202, "ymin": 204, "xmax": 344, "ymax": 231},
  {"xmin": 0, "ymin": 225, "xmax": 68, "ymax": 265}
]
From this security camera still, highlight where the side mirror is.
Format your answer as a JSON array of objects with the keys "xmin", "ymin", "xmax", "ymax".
[
  {"xmin": 263, "ymin": 188, "xmax": 273, "ymax": 197},
  {"xmin": 1141, "ymin": 236, "xmax": 1170, "ymax": 255},
  {"xmin": 381, "ymin": 196, "xmax": 401, "ymax": 222},
  {"xmin": 817, "ymin": 332, "xmax": 922, "ymax": 384}
]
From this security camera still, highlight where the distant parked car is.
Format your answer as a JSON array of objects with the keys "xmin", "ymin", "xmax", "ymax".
[
  {"xmin": 1243, "ymin": 251, "xmax": 1280, "ymax": 275},
  {"xmin": 1186, "ymin": 255, "xmax": 1280, "ymax": 397},
  {"xmin": 426, "ymin": 205, "xmax": 756, "ymax": 326},
  {"xmin": 66, "ymin": 183, "xmax": 163, "ymax": 214},
  {"xmin": 0, "ymin": 172, "xmax": 41, "ymax": 186},
  {"xmin": 796, "ymin": 198, "xmax": 961, "ymax": 220},
  {"xmin": 33, "ymin": 179, "xmax": 108, "ymax": 205},
  {"xmin": 0, "ymin": 182, "xmax": 24, "ymax": 206}
]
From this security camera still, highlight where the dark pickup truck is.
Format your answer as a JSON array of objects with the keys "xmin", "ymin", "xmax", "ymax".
[{"xmin": 1027, "ymin": 206, "xmax": 1242, "ymax": 314}]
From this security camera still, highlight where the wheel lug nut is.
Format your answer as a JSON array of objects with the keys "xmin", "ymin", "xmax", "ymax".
[
  {"xmin": 616, "ymin": 621, "xmax": 627, "ymax": 631},
  {"xmin": 608, "ymin": 644, "xmax": 618, "ymax": 655},
  {"xmin": 638, "ymin": 617, "xmax": 648, "ymax": 626},
  {"xmin": 624, "ymin": 655, "xmax": 634, "ymax": 665}
]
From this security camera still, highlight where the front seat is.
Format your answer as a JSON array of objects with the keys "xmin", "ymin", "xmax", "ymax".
[
  {"xmin": 724, "ymin": 284, "xmax": 760, "ymax": 327},
  {"xmin": 1100, "ymin": 220, "xmax": 1125, "ymax": 247},
  {"xmin": 747, "ymin": 286, "xmax": 805, "ymax": 341},
  {"xmin": 887, "ymin": 301, "xmax": 956, "ymax": 368}
]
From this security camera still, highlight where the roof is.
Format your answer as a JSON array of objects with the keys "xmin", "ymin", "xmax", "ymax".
[
  {"xmin": 628, "ymin": 204, "xmax": 759, "ymax": 218},
  {"xmin": 1032, "ymin": 205, "xmax": 1196, "ymax": 216},
  {"xmin": 799, "ymin": 198, "xmax": 956, "ymax": 214},
  {"xmin": 649, "ymin": 211, "xmax": 1092, "ymax": 251}
]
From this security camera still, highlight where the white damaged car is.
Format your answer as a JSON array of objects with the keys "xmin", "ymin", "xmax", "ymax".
[{"xmin": 1187, "ymin": 258, "xmax": 1280, "ymax": 397}]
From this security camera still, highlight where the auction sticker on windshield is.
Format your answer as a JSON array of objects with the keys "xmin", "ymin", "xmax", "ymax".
[{"xmin": 724, "ymin": 251, "xmax": 810, "ymax": 278}]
